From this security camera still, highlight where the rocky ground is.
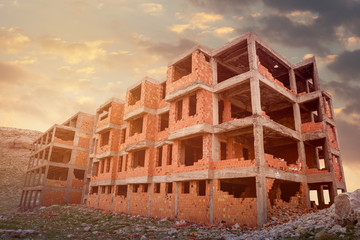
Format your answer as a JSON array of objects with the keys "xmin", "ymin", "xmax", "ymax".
[
  {"xmin": 0, "ymin": 127, "xmax": 41, "ymax": 212},
  {"xmin": 0, "ymin": 203, "xmax": 359, "ymax": 239}
]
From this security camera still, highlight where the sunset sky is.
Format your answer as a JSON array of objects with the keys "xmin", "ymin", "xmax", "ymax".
[{"xmin": 0, "ymin": 0, "xmax": 359, "ymax": 192}]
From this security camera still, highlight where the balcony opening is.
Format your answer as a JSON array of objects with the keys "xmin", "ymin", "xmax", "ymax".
[
  {"xmin": 100, "ymin": 159, "xmax": 105, "ymax": 173},
  {"xmin": 159, "ymin": 112, "xmax": 169, "ymax": 131},
  {"xmin": 49, "ymin": 147, "xmax": 72, "ymax": 164},
  {"xmin": 189, "ymin": 94, "xmax": 197, "ymax": 116},
  {"xmin": 154, "ymin": 183, "xmax": 160, "ymax": 193},
  {"xmin": 133, "ymin": 150, "xmax": 145, "ymax": 168},
  {"xmin": 133, "ymin": 184, "xmax": 139, "ymax": 193},
  {"xmin": 256, "ymin": 42, "xmax": 290, "ymax": 90},
  {"xmin": 218, "ymin": 100, "xmax": 224, "ymax": 124},
  {"xmin": 220, "ymin": 142, "xmax": 227, "ymax": 160},
  {"xmin": 173, "ymin": 55, "xmax": 192, "ymax": 82},
  {"xmin": 243, "ymin": 147, "xmax": 249, "ymax": 160},
  {"xmin": 142, "ymin": 184, "xmax": 148, "ymax": 193},
  {"xmin": 120, "ymin": 128, "xmax": 126, "ymax": 144},
  {"xmin": 54, "ymin": 128, "xmax": 75, "ymax": 143},
  {"xmin": 167, "ymin": 145, "xmax": 173, "ymax": 165},
  {"xmin": 129, "ymin": 85, "xmax": 141, "ymax": 105},
  {"xmin": 215, "ymin": 39, "xmax": 249, "ymax": 83},
  {"xmin": 308, "ymin": 183, "xmax": 333, "ymax": 209},
  {"xmin": 166, "ymin": 183, "xmax": 173, "ymax": 194},
  {"xmin": 176, "ymin": 100, "xmax": 183, "ymax": 121},
  {"xmin": 180, "ymin": 136, "xmax": 203, "ymax": 166},
  {"xmin": 182, "ymin": 181, "xmax": 190, "ymax": 194},
  {"xmin": 73, "ymin": 169, "xmax": 84, "ymax": 181},
  {"xmin": 116, "ymin": 185, "xmax": 127, "ymax": 197},
  {"xmin": 105, "ymin": 158, "xmax": 111, "ymax": 173},
  {"xmin": 47, "ymin": 166, "xmax": 68, "ymax": 183},
  {"xmin": 219, "ymin": 177, "xmax": 256, "ymax": 198},
  {"xmin": 305, "ymin": 139, "xmax": 328, "ymax": 171},
  {"xmin": 91, "ymin": 186, "xmax": 98, "ymax": 194},
  {"xmin": 100, "ymin": 131, "xmax": 110, "ymax": 146},
  {"xmin": 268, "ymin": 179, "xmax": 300, "ymax": 206},
  {"xmin": 156, "ymin": 146, "xmax": 163, "ymax": 167},
  {"xmin": 300, "ymin": 98, "xmax": 321, "ymax": 125},
  {"xmin": 99, "ymin": 105, "xmax": 110, "ymax": 121},
  {"xmin": 198, "ymin": 180, "xmax": 206, "ymax": 196},
  {"xmin": 161, "ymin": 82, "xmax": 166, "ymax": 99},
  {"xmin": 92, "ymin": 162, "xmax": 99, "ymax": 176},
  {"xmin": 295, "ymin": 63, "xmax": 315, "ymax": 94},
  {"xmin": 130, "ymin": 117, "xmax": 143, "ymax": 136},
  {"xmin": 107, "ymin": 185, "xmax": 112, "ymax": 194},
  {"xmin": 118, "ymin": 156, "xmax": 123, "ymax": 172},
  {"xmin": 260, "ymin": 84, "xmax": 295, "ymax": 130}
]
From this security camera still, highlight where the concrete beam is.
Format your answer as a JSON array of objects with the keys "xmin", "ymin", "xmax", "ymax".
[
  {"xmin": 168, "ymin": 123, "xmax": 214, "ymax": 140},
  {"xmin": 165, "ymin": 80, "xmax": 213, "ymax": 102}
]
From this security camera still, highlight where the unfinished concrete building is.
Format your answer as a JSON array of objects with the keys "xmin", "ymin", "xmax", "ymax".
[
  {"xmin": 86, "ymin": 33, "xmax": 346, "ymax": 227},
  {"xmin": 21, "ymin": 32, "xmax": 346, "ymax": 227},
  {"xmin": 20, "ymin": 112, "xmax": 94, "ymax": 209}
]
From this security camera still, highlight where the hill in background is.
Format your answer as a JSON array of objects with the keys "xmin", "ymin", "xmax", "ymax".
[{"xmin": 0, "ymin": 127, "xmax": 41, "ymax": 212}]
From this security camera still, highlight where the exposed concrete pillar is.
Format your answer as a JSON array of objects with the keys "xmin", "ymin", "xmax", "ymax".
[
  {"xmin": 174, "ymin": 182, "xmax": 178, "ymax": 220},
  {"xmin": 148, "ymin": 183, "xmax": 153, "ymax": 217},
  {"xmin": 329, "ymin": 182, "xmax": 337, "ymax": 205},
  {"xmin": 289, "ymin": 68, "xmax": 297, "ymax": 93},
  {"xmin": 209, "ymin": 180, "xmax": 214, "ymax": 224},
  {"xmin": 253, "ymin": 120, "xmax": 267, "ymax": 227},
  {"xmin": 247, "ymin": 34, "xmax": 258, "ymax": 71},
  {"xmin": 312, "ymin": 60, "xmax": 320, "ymax": 91},
  {"xmin": 304, "ymin": 184, "xmax": 311, "ymax": 208},
  {"xmin": 127, "ymin": 184, "xmax": 131, "ymax": 214},
  {"xmin": 250, "ymin": 78, "xmax": 262, "ymax": 115},
  {"xmin": 317, "ymin": 185, "xmax": 325, "ymax": 208},
  {"xmin": 211, "ymin": 58, "xmax": 218, "ymax": 85},
  {"xmin": 110, "ymin": 184, "xmax": 115, "ymax": 212}
]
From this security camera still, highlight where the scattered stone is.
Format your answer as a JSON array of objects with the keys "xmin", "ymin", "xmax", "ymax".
[
  {"xmin": 83, "ymin": 226, "xmax": 91, "ymax": 232},
  {"xmin": 175, "ymin": 219, "xmax": 186, "ymax": 225},
  {"xmin": 333, "ymin": 189, "xmax": 360, "ymax": 226},
  {"xmin": 167, "ymin": 229, "xmax": 178, "ymax": 235}
]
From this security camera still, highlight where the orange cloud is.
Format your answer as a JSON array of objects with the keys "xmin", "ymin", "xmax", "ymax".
[{"xmin": 0, "ymin": 27, "xmax": 30, "ymax": 53}]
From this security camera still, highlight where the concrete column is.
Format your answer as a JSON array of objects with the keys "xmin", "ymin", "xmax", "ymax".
[
  {"xmin": 211, "ymin": 58, "xmax": 218, "ymax": 85},
  {"xmin": 317, "ymin": 185, "xmax": 325, "ymax": 208},
  {"xmin": 174, "ymin": 182, "xmax": 178, "ymax": 220},
  {"xmin": 304, "ymin": 184, "xmax": 311, "ymax": 208},
  {"xmin": 27, "ymin": 191, "xmax": 33, "ymax": 209},
  {"xmin": 209, "ymin": 180, "xmax": 214, "ymax": 224},
  {"xmin": 110, "ymin": 184, "xmax": 115, "ymax": 212},
  {"xmin": 312, "ymin": 60, "xmax": 320, "ymax": 91},
  {"xmin": 127, "ymin": 184, "xmax": 131, "ymax": 214},
  {"xmin": 148, "ymin": 183, "xmax": 153, "ymax": 217},
  {"xmin": 289, "ymin": 68, "xmax": 297, "ymax": 93},
  {"xmin": 247, "ymin": 35, "xmax": 258, "ymax": 71},
  {"xmin": 250, "ymin": 78, "xmax": 262, "ymax": 115},
  {"xmin": 329, "ymin": 182, "xmax": 337, "ymax": 205},
  {"xmin": 253, "ymin": 121, "xmax": 267, "ymax": 227}
]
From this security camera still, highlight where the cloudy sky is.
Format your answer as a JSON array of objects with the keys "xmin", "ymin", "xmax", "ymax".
[{"xmin": 0, "ymin": 0, "xmax": 359, "ymax": 192}]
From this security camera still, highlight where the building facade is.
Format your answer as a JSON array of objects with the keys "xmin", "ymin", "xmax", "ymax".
[
  {"xmin": 20, "ymin": 112, "xmax": 94, "ymax": 209},
  {"xmin": 21, "ymin": 33, "xmax": 346, "ymax": 227}
]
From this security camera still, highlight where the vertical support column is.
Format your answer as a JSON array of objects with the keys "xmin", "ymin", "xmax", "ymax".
[
  {"xmin": 210, "ymin": 58, "xmax": 218, "ymax": 85},
  {"xmin": 148, "ymin": 183, "xmax": 153, "ymax": 217},
  {"xmin": 127, "ymin": 184, "xmax": 131, "ymax": 214},
  {"xmin": 174, "ymin": 182, "xmax": 178, "ymax": 220},
  {"xmin": 329, "ymin": 182, "xmax": 336, "ymax": 205},
  {"xmin": 65, "ymin": 167, "xmax": 74, "ymax": 204},
  {"xmin": 317, "ymin": 185, "xmax": 325, "ymax": 208},
  {"xmin": 39, "ymin": 145, "xmax": 53, "ymax": 207},
  {"xmin": 209, "ymin": 180, "xmax": 214, "ymax": 224},
  {"xmin": 247, "ymin": 34, "xmax": 258, "ymax": 71},
  {"xmin": 312, "ymin": 59, "xmax": 320, "ymax": 91},
  {"xmin": 250, "ymin": 78, "xmax": 262, "ymax": 115},
  {"xmin": 289, "ymin": 68, "xmax": 297, "ymax": 93},
  {"xmin": 253, "ymin": 121, "xmax": 267, "ymax": 227},
  {"xmin": 110, "ymin": 184, "xmax": 115, "ymax": 212}
]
